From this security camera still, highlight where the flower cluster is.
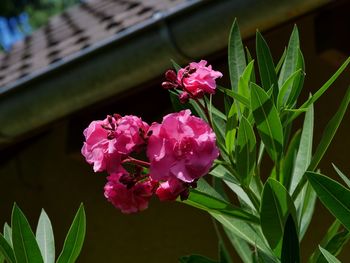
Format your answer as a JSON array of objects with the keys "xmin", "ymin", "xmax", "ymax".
[
  {"xmin": 82, "ymin": 61, "xmax": 221, "ymax": 214},
  {"xmin": 162, "ymin": 60, "xmax": 223, "ymax": 103}
]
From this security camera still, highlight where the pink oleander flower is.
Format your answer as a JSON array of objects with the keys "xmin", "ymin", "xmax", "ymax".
[
  {"xmin": 81, "ymin": 118, "xmax": 121, "ymax": 173},
  {"xmin": 177, "ymin": 60, "xmax": 222, "ymax": 97},
  {"xmin": 81, "ymin": 115, "xmax": 149, "ymax": 173},
  {"xmin": 114, "ymin": 115, "xmax": 149, "ymax": 155},
  {"xmin": 156, "ymin": 178, "xmax": 188, "ymax": 201},
  {"xmin": 147, "ymin": 109, "xmax": 219, "ymax": 183},
  {"xmin": 104, "ymin": 172, "xmax": 155, "ymax": 214}
]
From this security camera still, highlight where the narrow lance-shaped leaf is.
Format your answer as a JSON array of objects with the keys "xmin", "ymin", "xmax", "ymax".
[
  {"xmin": 238, "ymin": 60, "xmax": 254, "ymax": 101},
  {"xmin": 278, "ymin": 25, "xmax": 299, "ymax": 97},
  {"xmin": 184, "ymin": 187, "xmax": 259, "ymax": 224},
  {"xmin": 277, "ymin": 69, "xmax": 303, "ymax": 110},
  {"xmin": 3, "ymin": 223, "xmax": 12, "ymax": 248},
  {"xmin": 281, "ymin": 129, "xmax": 301, "ymax": 190},
  {"xmin": 332, "ymin": 164, "xmax": 350, "ymax": 188},
  {"xmin": 12, "ymin": 204, "xmax": 44, "ymax": 263},
  {"xmin": 290, "ymin": 103, "xmax": 314, "ymax": 194},
  {"xmin": 256, "ymin": 31, "xmax": 278, "ymax": 101},
  {"xmin": 306, "ymin": 172, "xmax": 350, "ymax": 231},
  {"xmin": 308, "ymin": 87, "xmax": 350, "ymax": 171},
  {"xmin": 298, "ymin": 182, "xmax": 317, "ymax": 240},
  {"xmin": 281, "ymin": 215, "xmax": 300, "ymax": 263},
  {"xmin": 288, "ymin": 56, "xmax": 350, "ymax": 123},
  {"xmin": 275, "ymin": 48, "xmax": 286, "ymax": 74},
  {"xmin": 319, "ymin": 247, "xmax": 341, "ymax": 263},
  {"xmin": 260, "ymin": 179, "xmax": 297, "ymax": 257},
  {"xmin": 0, "ymin": 234, "xmax": 15, "ymax": 263},
  {"xmin": 286, "ymin": 48, "xmax": 305, "ymax": 107},
  {"xmin": 251, "ymin": 83, "xmax": 284, "ymax": 162},
  {"xmin": 36, "ymin": 210, "xmax": 55, "ymax": 263},
  {"xmin": 235, "ymin": 116, "xmax": 256, "ymax": 186},
  {"xmin": 219, "ymin": 241, "xmax": 232, "ymax": 263},
  {"xmin": 228, "ymin": 19, "xmax": 246, "ymax": 92},
  {"xmin": 56, "ymin": 204, "xmax": 86, "ymax": 263},
  {"xmin": 223, "ymin": 227, "xmax": 253, "ymax": 263}
]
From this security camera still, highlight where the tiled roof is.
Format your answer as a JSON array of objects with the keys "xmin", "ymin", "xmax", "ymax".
[{"xmin": 0, "ymin": 0, "xmax": 186, "ymax": 90}]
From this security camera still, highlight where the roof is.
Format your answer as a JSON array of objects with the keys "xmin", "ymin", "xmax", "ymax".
[{"xmin": 0, "ymin": 0, "xmax": 186, "ymax": 91}]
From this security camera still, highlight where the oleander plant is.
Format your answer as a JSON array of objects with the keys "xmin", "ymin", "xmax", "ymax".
[{"xmin": 81, "ymin": 19, "xmax": 350, "ymax": 262}]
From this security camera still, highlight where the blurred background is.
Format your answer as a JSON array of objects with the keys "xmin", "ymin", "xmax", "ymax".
[{"xmin": 0, "ymin": 0, "xmax": 350, "ymax": 262}]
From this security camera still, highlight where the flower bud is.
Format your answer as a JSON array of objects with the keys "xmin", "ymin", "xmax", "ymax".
[
  {"xmin": 179, "ymin": 91, "xmax": 190, "ymax": 104},
  {"xmin": 162, "ymin": 81, "xmax": 176, "ymax": 90},
  {"xmin": 165, "ymin": 70, "xmax": 177, "ymax": 82}
]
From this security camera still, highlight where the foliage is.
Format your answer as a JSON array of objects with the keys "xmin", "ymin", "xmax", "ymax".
[
  {"xmin": 0, "ymin": 204, "xmax": 86, "ymax": 263},
  {"xmin": 170, "ymin": 19, "xmax": 350, "ymax": 262}
]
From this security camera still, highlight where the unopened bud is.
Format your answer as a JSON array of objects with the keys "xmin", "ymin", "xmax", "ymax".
[
  {"xmin": 179, "ymin": 91, "xmax": 190, "ymax": 104},
  {"xmin": 162, "ymin": 81, "xmax": 177, "ymax": 90},
  {"xmin": 165, "ymin": 70, "xmax": 177, "ymax": 82}
]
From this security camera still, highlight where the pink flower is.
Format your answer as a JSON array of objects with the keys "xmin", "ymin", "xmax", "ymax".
[
  {"xmin": 156, "ymin": 178, "xmax": 188, "ymax": 201},
  {"xmin": 114, "ymin": 115, "xmax": 149, "ymax": 155},
  {"xmin": 81, "ymin": 115, "xmax": 149, "ymax": 173},
  {"xmin": 104, "ymin": 172, "xmax": 155, "ymax": 214},
  {"xmin": 177, "ymin": 60, "xmax": 222, "ymax": 97},
  {"xmin": 81, "ymin": 118, "xmax": 121, "ymax": 173},
  {"xmin": 147, "ymin": 110, "xmax": 219, "ymax": 183}
]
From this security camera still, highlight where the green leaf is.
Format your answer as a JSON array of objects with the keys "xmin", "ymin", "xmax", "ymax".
[
  {"xmin": 278, "ymin": 26, "xmax": 299, "ymax": 97},
  {"xmin": 245, "ymin": 47, "xmax": 256, "ymax": 83},
  {"xmin": 306, "ymin": 172, "xmax": 350, "ymax": 231},
  {"xmin": 251, "ymin": 83, "xmax": 284, "ymax": 162},
  {"xmin": 317, "ymin": 229, "xmax": 350, "ymax": 263},
  {"xmin": 225, "ymin": 102, "xmax": 238, "ymax": 155},
  {"xmin": 309, "ymin": 220, "xmax": 341, "ymax": 263},
  {"xmin": 290, "ymin": 103, "xmax": 314, "ymax": 194},
  {"xmin": 228, "ymin": 19, "xmax": 246, "ymax": 92},
  {"xmin": 171, "ymin": 59, "xmax": 181, "ymax": 72},
  {"xmin": 286, "ymin": 49, "xmax": 305, "ymax": 107},
  {"xmin": 179, "ymin": 255, "xmax": 217, "ymax": 263},
  {"xmin": 218, "ymin": 86, "xmax": 250, "ymax": 108},
  {"xmin": 277, "ymin": 69, "xmax": 302, "ymax": 110},
  {"xmin": 238, "ymin": 60, "xmax": 255, "ymax": 100},
  {"xmin": 281, "ymin": 215, "xmax": 300, "ymax": 263},
  {"xmin": 56, "ymin": 204, "xmax": 86, "ymax": 263},
  {"xmin": 288, "ymin": 57, "xmax": 350, "ymax": 123},
  {"xmin": 298, "ymin": 182, "xmax": 317, "ymax": 239},
  {"xmin": 211, "ymin": 213, "xmax": 274, "ymax": 259},
  {"xmin": 236, "ymin": 116, "xmax": 256, "ymax": 186},
  {"xmin": 332, "ymin": 164, "xmax": 350, "ymax": 188},
  {"xmin": 308, "ymin": 87, "xmax": 350, "ymax": 171},
  {"xmin": 275, "ymin": 48, "xmax": 286, "ymax": 74},
  {"xmin": 185, "ymin": 187, "xmax": 259, "ymax": 224},
  {"xmin": 36, "ymin": 210, "xmax": 55, "ymax": 263},
  {"xmin": 319, "ymin": 247, "xmax": 341, "ymax": 263},
  {"xmin": 12, "ymin": 204, "xmax": 44, "ymax": 263},
  {"xmin": 0, "ymin": 234, "xmax": 15, "ymax": 263},
  {"xmin": 3, "ymin": 223, "xmax": 12, "ymax": 248},
  {"xmin": 256, "ymin": 31, "xmax": 278, "ymax": 100},
  {"xmin": 281, "ymin": 130, "xmax": 301, "ymax": 190},
  {"xmin": 260, "ymin": 179, "xmax": 297, "ymax": 257},
  {"xmin": 223, "ymin": 227, "xmax": 253, "ymax": 263}
]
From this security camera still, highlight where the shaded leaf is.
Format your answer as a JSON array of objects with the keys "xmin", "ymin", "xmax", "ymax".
[
  {"xmin": 306, "ymin": 172, "xmax": 350, "ymax": 231},
  {"xmin": 260, "ymin": 179, "xmax": 297, "ymax": 256},
  {"xmin": 281, "ymin": 215, "xmax": 300, "ymax": 263},
  {"xmin": 277, "ymin": 69, "xmax": 302, "ymax": 110},
  {"xmin": 275, "ymin": 48, "xmax": 286, "ymax": 74},
  {"xmin": 179, "ymin": 254, "xmax": 217, "ymax": 263},
  {"xmin": 12, "ymin": 204, "xmax": 44, "ymax": 263},
  {"xmin": 251, "ymin": 83, "xmax": 284, "ymax": 162},
  {"xmin": 0, "ymin": 234, "xmax": 15, "ymax": 263},
  {"xmin": 223, "ymin": 227, "xmax": 253, "ymax": 263},
  {"xmin": 236, "ymin": 117, "xmax": 256, "ymax": 186},
  {"xmin": 298, "ymin": 182, "xmax": 317, "ymax": 240},
  {"xmin": 256, "ymin": 31, "xmax": 278, "ymax": 100}
]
